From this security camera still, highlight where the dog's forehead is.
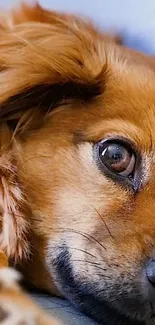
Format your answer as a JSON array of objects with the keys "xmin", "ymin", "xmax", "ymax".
[
  {"xmin": 103, "ymin": 66, "xmax": 155, "ymax": 120},
  {"xmin": 81, "ymin": 61, "xmax": 155, "ymax": 150}
]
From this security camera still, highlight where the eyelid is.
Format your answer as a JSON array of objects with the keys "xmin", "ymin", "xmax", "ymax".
[
  {"xmin": 98, "ymin": 136, "xmax": 137, "ymax": 154},
  {"xmin": 93, "ymin": 138, "xmax": 142, "ymax": 192}
]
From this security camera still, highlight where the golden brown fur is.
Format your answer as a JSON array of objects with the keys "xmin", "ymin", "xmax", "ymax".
[{"xmin": 0, "ymin": 2, "xmax": 155, "ymax": 325}]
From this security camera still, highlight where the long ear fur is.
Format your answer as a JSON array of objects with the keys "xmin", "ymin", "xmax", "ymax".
[
  {"xmin": 0, "ymin": 2, "xmax": 111, "ymax": 106},
  {"xmin": 0, "ymin": 2, "xmax": 117, "ymax": 262},
  {"xmin": 0, "ymin": 124, "xmax": 30, "ymax": 263}
]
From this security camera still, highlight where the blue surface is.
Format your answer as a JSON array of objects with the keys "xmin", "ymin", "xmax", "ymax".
[
  {"xmin": 38, "ymin": 0, "xmax": 155, "ymax": 54},
  {"xmin": 2, "ymin": 0, "xmax": 155, "ymax": 54},
  {"xmin": 33, "ymin": 294, "xmax": 97, "ymax": 324}
]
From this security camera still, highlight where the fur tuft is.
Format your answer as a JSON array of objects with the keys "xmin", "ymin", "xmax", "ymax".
[{"xmin": 0, "ymin": 125, "xmax": 29, "ymax": 262}]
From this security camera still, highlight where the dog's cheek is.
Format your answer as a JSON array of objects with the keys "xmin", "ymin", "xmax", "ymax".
[{"xmin": 45, "ymin": 232, "xmax": 150, "ymax": 320}]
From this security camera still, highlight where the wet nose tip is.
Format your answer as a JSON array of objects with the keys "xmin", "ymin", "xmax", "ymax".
[{"xmin": 146, "ymin": 259, "xmax": 155, "ymax": 285}]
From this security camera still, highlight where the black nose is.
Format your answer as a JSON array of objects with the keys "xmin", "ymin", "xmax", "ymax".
[{"xmin": 146, "ymin": 259, "xmax": 155, "ymax": 285}]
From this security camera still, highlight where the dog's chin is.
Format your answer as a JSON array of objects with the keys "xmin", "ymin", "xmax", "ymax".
[{"xmin": 46, "ymin": 244, "xmax": 155, "ymax": 325}]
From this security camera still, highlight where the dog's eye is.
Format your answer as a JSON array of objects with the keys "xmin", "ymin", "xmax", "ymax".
[
  {"xmin": 94, "ymin": 140, "xmax": 136, "ymax": 178},
  {"xmin": 93, "ymin": 139, "xmax": 142, "ymax": 191},
  {"xmin": 99, "ymin": 141, "xmax": 135, "ymax": 176}
]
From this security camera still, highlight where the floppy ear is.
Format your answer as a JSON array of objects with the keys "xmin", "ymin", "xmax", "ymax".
[
  {"xmin": 0, "ymin": 2, "xmax": 111, "ymax": 139},
  {"xmin": 11, "ymin": 1, "xmax": 71, "ymax": 25},
  {"xmin": 0, "ymin": 2, "xmax": 108, "ymax": 129},
  {"xmin": 0, "ymin": 2, "xmax": 114, "ymax": 262},
  {"xmin": 0, "ymin": 123, "xmax": 30, "ymax": 263}
]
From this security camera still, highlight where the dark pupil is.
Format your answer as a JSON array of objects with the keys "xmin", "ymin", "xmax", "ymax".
[
  {"xmin": 100, "ymin": 143, "xmax": 131, "ymax": 173},
  {"xmin": 104, "ymin": 145, "xmax": 123, "ymax": 162}
]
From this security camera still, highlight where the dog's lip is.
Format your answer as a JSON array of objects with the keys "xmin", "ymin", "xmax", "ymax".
[{"xmin": 48, "ymin": 244, "xmax": 155, "ymax": 323}]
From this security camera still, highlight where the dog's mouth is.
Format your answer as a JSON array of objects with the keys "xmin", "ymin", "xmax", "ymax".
[{"xmin": 46, "ymin": 242, "xmax": 155, "ymax": 325}]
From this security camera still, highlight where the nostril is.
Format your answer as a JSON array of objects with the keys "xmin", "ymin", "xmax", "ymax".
[{"xmin": 146, "ymin": 259, "xmax": 155, "ymax": 285}]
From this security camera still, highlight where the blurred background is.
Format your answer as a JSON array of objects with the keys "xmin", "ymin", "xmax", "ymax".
[{"xmin": 1, "ymin": 0, "xmax": 155, "ymax": 54}]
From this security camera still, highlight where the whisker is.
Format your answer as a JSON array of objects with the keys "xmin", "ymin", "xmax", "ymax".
[
  {"xmin": 53, "ymin": 228, "xmax": 107, "ymax": 251},
  {"xmin": 65, "ymin": 247, "xmax": 96, "ymax": 259},
  {"xmin": 20, "ymin": 155, "xmax": 52, "ymax": 169},
  {"xmin": 47, "ymin": 245, "xmax": 97, "ymax": 259},
  {"xmin": 91, "ymin": 205, "xmax": 114, "ymax": 239},
  {"xmin": 69, "ymin": 259, "xmax": 110, "ymax": 275}
]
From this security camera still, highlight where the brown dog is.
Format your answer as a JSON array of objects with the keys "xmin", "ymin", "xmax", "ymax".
[{"xmin": 1, "ymin": 2, "xmax": 155, "ymax": 325}]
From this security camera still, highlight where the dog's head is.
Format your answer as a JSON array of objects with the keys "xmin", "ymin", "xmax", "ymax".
[{"xmin": 1, "ymin": 3, "xmax": 155, "ymax": 324}]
